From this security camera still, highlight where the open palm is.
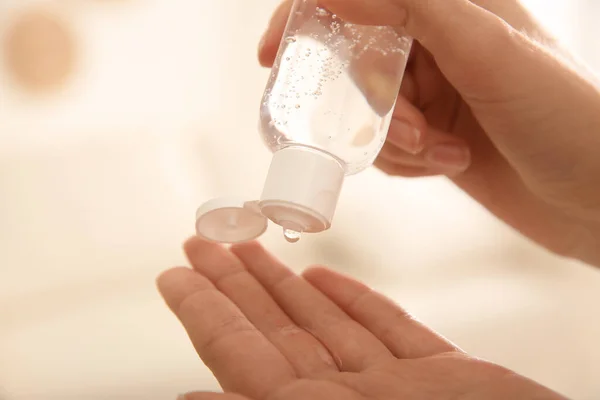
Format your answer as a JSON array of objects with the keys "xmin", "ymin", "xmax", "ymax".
[{"xmin": 158, "ymin": 238, "xmax": 564, "ymax": 400}]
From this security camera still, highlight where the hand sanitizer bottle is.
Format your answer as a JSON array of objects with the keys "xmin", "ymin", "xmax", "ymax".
[{"xmin": 195, "ymin": 0, "xmax": 412, "ymax": 244}]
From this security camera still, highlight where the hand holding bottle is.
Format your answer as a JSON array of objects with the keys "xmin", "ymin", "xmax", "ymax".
[
  {"xmin": 196, "ymin": 0, "xmax": 414, "ymax": 245},
  {"xmin": 259, "ymin": 0, "xmax": 600, "ymax": 267}
]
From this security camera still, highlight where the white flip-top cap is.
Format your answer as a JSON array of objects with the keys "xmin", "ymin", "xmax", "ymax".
[
  {"xmin": 195, "ymin": 198, "xmax": 268, "ymax": 244},
  {"xmin": 259, "ymin": 147, "xmax": 345, "ymax": 233},
  {"xmin": 195, "ymin": 147, "xmax": 345, "ymax": 244}
]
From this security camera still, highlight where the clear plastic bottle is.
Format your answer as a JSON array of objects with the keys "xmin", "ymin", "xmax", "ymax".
[{"xmin": 195, "ymin": 0, "xmax": 412, "ymax": 244}]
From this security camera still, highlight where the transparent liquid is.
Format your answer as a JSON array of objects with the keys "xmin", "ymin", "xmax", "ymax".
[
  {"xmin": 283, "ymin": 228, "xmax": 302, "ymax": 243},
  {"xmin": 259, "ymin": 2, "xmax": 411, "ymax": 175}
]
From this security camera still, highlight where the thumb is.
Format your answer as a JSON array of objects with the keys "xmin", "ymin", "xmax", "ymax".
[{"xmin": 321, "ymin": 0, "xmax": 532, "ymax": 101}]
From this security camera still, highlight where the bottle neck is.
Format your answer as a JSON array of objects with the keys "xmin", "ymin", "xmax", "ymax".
[{"xmin": 259, "ymin": 147, "xmax": 345, "ymax": 233}]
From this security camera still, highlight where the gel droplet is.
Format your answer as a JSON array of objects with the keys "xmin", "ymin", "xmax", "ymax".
[
  {"xmin": 285, "ymin": 36, "xmax": 297, "ymax": 44},
  {"xmin": 283, "ymin": 229, "xmax": 301, "ymax": 243}
]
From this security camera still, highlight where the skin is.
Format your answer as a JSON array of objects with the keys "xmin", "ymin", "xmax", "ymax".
[
  {"xmin": 158, "ymin": 238, "xmax": 567, "ymax": 400},
  {"xmin": 159, "ymin": 0, "xmax": 600, "ymax": 398},
  {"xmin": 259, "ymin": 0, "xmax": 600, "ymax": 266}
]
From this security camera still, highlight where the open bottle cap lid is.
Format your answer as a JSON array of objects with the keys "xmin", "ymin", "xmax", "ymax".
[{"xmin": 195, "ymin": 197, "xmax": 268, "ymax": 244}]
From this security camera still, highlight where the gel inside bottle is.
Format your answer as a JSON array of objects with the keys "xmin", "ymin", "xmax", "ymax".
[{"xmin": 195, "ymin": 0, "xmax": 412, "ymax": 244}]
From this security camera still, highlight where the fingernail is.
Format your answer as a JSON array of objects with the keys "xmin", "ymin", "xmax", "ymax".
[
  {"xmin": 425, "ymin": 144, "xmax": 471, "ymax": 171},
  {"xmin": 389, "ymin": 121, "xmax": 423, "ymax": 154}
]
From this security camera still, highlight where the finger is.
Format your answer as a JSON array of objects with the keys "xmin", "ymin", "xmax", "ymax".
[
  {"xmin": 230, "ymin": 242, "xmax": 394, "ymax": 372},
  {"xmin": 157, "ymin": 267, "xmax": 295, "ymax": 399},
  {"xmin": 184, "ymin": 237, "xmax": 338, "ymax": 377},
  {"xmin": 182, "ymin": 393, "xmax": 250, "ymax": 400},
  {"xmin": 380, "ymin": 92, "xmax": 470, "ymax": 179},
  {"xmin": 378, "ymin": 143, "xmax": 471, "ymax": 177},
  {"xmin": 258, "ymin": 0, "xmax": 292, "ymax": 67},
  {"xmin": 385, "ymin": 96, "xmax": 472, "ymax": 173},
  {"xmin": 378, "ymin": 143, "xmax": 425, "ymax": 168},
  {"xmin": 382, "ymin": 136, "xmax": 466, "ymax": 169},
  {"xmin": 399, "ymin": 70, "xmax": 418, "ymax": 106},
  {"xmin": 409, "ymin": 43, "xmax": 445, "ymax": 111},
  {"xmin": 389, "ymin": 95, "xmax": 428, "ymax": 154},
  {"xmin": 303, "ymin": 267, "xmax": 461, "ymax": 358},
  {"xmin": 374, "ymin": 156, "xmax": 437, "ymax": 178},
  {"xmin": 375, "ymin": 145, "xmax": 470, "ymax": 178}
]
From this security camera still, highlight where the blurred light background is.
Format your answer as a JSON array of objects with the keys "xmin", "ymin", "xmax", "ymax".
[{"xmin": 1, "ymin": 0, "xmax": 600, "ymax": 399}]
